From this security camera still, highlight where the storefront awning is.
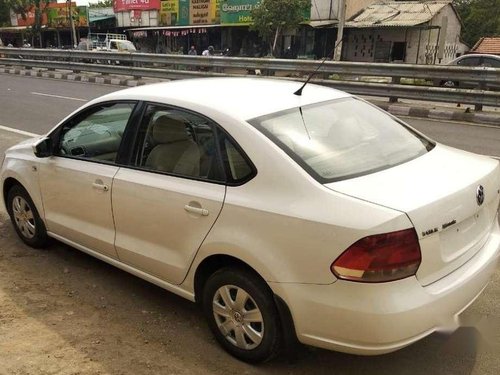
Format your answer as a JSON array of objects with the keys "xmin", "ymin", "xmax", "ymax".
[
  {"xmin": 128, "ymin": 24, "xmax": 223, "ymax": 32},
  {"xmin": 89, "ymin": 15, "xmax": 116, "ymax": 23},
  {"xmin": 0, "ymin": 26, "xmax": 29, "ymax": 32},
  {"xmin": 308, "ymin": 20, "xmax": 338, "ymax": 28}
]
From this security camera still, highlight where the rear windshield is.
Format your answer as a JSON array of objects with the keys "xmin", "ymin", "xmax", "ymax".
[{"xmin": 249, "ymin": 98, "xmax": 434, "ymax": 182}]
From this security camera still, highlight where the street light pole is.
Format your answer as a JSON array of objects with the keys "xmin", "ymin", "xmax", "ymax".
[{"xmin": 334, "ymin": 0, "xmax": 346, "ymax": 61}]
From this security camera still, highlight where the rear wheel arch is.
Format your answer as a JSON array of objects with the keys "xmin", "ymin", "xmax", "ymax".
[{"xmin": 194, "ymin": 254, "xmax": 265, "ymax": 304}]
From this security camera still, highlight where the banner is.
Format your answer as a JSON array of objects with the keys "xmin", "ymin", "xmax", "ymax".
[
  {"xmin": 220, "ymin": 0, "xmax": 259, "ymax": 25},
  {"xmin": 113, "ymin": 0, "xmax": 161, "ymax": 12},
  {"xmin": 160, "ymin": 0, "xmax": 179, "ymax": 25},
  {"xmin": 190, "ymin": 0, "xmax": 211, "ymax": 25},
  {"xmin": 13, "ymin": 5, "xmax": 47, "ymax": 27},
  {"xmin": 46, "ymin": 4, "xmax": 88, "ymax": 28}
]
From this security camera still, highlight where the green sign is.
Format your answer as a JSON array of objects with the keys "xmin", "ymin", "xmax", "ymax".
[
  {"xmin": 220, "ymin": 0, "xmax": 260, "ymax": 25},
  {"xmin": 179, "ymin": 0, "xmax": 190, "ymax": 25}
]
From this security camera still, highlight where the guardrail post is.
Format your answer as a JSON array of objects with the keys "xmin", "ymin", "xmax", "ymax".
[
  {"xmin": 474, "ymin": 81, "xmax": 485, "ymax": 112},
  {"xmin": 389, "ymin": 76, "xmax": 401, "ymax": 103}
]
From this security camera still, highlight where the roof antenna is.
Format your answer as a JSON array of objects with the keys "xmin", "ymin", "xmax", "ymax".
[{"xmin": 294, "ymin": 36, "xmax": 345, "ymax": 96}]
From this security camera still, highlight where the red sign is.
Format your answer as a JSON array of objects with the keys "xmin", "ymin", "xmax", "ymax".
[
  {"xmin": 15, "ymin": 5, "xmax": 48, "ymax": 27},
  {"xmin": 113, "ymin": 0, "xmax": 161, "ymax": 12}
]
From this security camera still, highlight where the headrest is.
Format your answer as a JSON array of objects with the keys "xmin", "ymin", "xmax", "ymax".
[{"xmin": 151, "ymin": 115, "xmax": 189, "ymax": 144}]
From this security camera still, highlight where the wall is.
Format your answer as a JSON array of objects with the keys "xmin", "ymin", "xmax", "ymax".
[{"xmin": 343, "ymin": 4, "xmax": 465, "ymax": 64}]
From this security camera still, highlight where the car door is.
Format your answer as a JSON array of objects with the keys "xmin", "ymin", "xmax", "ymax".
[
  {"xmin": 112, "ymin": 104, "xmax": 228, "ymax": 284},
  {"xmin": 37, "ymin": 101, "xmax": 137, "ymax": 259}
]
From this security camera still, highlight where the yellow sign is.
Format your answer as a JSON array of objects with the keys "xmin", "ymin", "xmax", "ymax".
[{"xmin": 160, "ymin": 0, "xmax": 179, "ymax": 25}]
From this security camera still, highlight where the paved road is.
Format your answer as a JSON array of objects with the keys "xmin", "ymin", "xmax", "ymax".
[
  {"xmin": 1, "ymin": 74, "xmax": 500, "ymax": 159},
  {"xmin": 0, "ymin": 75, "xmax": 499, "ymax": 374}
]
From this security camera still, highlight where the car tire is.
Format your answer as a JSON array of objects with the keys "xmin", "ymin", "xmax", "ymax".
[
  {"xmin": 202, "ymin": 267, "xmax": 282, "ymax": 363},
  {"xmin": 6, "ymin": 184, "xmax": 48, "ymax": 248}
]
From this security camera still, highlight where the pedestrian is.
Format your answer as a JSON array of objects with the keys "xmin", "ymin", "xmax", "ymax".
[
  {"xmin": 202, "ymin": 45, "xmax": 214, "ymax": 56},
  {"xmin": 188, "ymin": 45, "xmax": 197, "ymax": 56}
]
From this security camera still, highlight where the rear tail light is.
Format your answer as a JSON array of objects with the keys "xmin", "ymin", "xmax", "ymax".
[{"xmin": 331, "ymin": 229, "xmax": 421, "ymax": 283}]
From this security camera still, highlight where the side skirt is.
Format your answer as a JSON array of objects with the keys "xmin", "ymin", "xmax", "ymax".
[{"xmin": 47, "ymin": 232, "xmax": 196, "ymax": 302}]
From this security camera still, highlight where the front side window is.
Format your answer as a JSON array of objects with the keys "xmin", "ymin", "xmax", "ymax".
[
  {"xmin": 249, "ymin": 98, "xmax": 434, "ymax": 182},
  {"xmin": 457, "ymin": 57, "xmax": 481, "ymax": 66},
  {"xmin": 57, "ymin": 102, "xmax": 134, "ymax": 163}
]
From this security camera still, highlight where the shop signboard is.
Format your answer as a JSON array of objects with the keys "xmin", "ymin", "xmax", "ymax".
[
  {"xmin": 12, "ymin": 5, "xmax": 48, "ymax": 27},
  {"xmin": 113, "ymin": 0, "xmax": 161, "ymax": 12},
  {"xmin": 160, "ymin": 0, "xmax": 179, "ymax": 25},
  {"xmin": 46, "ymin": 3, "xmax": 89, "ymax": 28},
  {"xmin": 160, "ymin": 0, "xmax": 189, "ymax": 25},
  {"xmin": 220, "ymin": 0, "xmax": 259, "ymax": 25},
  {"xmin": 190, "ymin": 0, "xmax": 211, "ymax": 25}
]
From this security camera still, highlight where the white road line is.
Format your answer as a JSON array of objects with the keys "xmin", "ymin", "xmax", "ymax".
[
  {"xmin": 0, "ymin": 125, "xmax": 40, "ymax": 137},
  {"xmin": 30, "ymin": 92, "xmax": 88, "ymax": 102}
]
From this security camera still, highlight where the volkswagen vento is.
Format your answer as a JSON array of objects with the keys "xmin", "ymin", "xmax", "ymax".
[{"xmin": 1, "ymin": 78, "xmax": 499, "ymax": 362}]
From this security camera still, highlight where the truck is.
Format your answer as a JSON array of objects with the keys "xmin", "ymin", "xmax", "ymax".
[{"xmin": 77, "ymin": 33, "xmax": 136, "ymax": 64}]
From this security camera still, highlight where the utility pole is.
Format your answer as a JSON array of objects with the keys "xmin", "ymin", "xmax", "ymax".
[{"xmin": 334, "ymin": 0, "xmax": 346, "ymax": 61}]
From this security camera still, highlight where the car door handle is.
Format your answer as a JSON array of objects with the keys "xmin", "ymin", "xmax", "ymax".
[
  {"xmin": 184, "ymin": 204, "xmax": 209, "ymax": 216},
  {"xmin": 92, "ymin": 181, "xmax": 109, "ymax": 192}
]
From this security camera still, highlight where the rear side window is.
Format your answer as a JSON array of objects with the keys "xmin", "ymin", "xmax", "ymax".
[
  {"xmin": 483, "ymin": 58, "xmax": 500, "ymax": 68},
  {"xmin": 249, "ymin": 98, "xmax": 434, "ymax": 182}
]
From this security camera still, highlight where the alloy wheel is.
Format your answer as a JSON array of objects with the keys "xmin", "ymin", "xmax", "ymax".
[{"xmin": 12, "ymin": 196, "xmax": 36, "ymax": 239}]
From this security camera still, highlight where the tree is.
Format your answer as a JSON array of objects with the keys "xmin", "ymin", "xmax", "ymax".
[
  {"xmin": 250, "ymin": 0, "xmax": 310, "ymax": 57},
  {"xmin": 89, "ymin": 0, "xmax": 114, "ymax": 8},
  {"xmin": 0, "ymin": 1, "xmax": 11, "ymax": 27},
  {"xmin": 2, "ymin": 0, "xmax": 50, "ymax": 47},
  {"xmin": 453, "ymin": 0, "xmax": 500, "ymax": 47}
]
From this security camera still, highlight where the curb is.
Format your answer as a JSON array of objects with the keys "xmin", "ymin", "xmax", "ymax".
[
  {"xmin": 0, "ymin": 66, "xmax": 143, "ymax": 88},
  {"xmin": 2, "ymin": 66, "xmax": 499, "ymax": 126},
  {"xmin": 375, "ymin": 102, "xmax": 500, "ymax": 126}
]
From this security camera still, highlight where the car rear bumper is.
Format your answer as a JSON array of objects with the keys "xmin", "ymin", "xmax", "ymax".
[{"xmin": 269, "ymin": 218, "xmax": 500, "ymax": 355}]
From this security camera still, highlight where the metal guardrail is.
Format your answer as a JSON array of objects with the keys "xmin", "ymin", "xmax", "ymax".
[{"xmin": 1, "ymin": 47, "xmax": 500, "ymax": 109}]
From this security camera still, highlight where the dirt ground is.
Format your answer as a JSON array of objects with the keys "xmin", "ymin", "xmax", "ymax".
[{"xmin": 0, "ymin": 130, "xmax": 499, "ymax": 375}]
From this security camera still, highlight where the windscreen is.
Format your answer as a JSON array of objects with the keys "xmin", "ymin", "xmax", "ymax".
[{"xmin": 249, "ymin": 98, "xmax": 434, "ymax": 182}]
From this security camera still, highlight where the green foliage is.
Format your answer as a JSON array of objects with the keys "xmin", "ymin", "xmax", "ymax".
[
  {"xmin": 453, "ymin": 0, "xmax": 500, "ymax": 46},
  {"xmin": 250, "ymin": 0, "xmax": 310, "ymax": 56},
  {"xmin": 0, "ymin": 3, "xmax": 11, "ymax": 27},
  {"xmin": 89, "ymin": 0, "xmax": 114, "ymax": 8}
]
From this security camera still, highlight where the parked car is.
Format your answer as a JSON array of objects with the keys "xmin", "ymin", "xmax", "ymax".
[
  {"xmin": 2, "ymin": 78, "xmax": 499, "ymax": 363},
  {"xmin": 437, "ymin": 54, "xmax": 500, "ymax": 89}
]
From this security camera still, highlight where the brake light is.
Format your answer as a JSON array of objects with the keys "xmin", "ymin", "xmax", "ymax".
[{"xmin": 331, "ymin": 229, "xmax": 421, "ymax": 283}]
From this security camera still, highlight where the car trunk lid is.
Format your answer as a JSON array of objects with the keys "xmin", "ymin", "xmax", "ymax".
[{"xmin": 326, "ymin": 144, "xmax": 500, "ymax": 286}]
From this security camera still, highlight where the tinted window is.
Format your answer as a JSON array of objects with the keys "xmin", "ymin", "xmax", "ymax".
[
  {"xmin": 249, "ymin": 98, "xmax": 434, "ymax": 182},
  {"xmin": 58, "ymin": 102, "xmax": 134, "ymax": 163},
  {"xmin": 457, "ymin": 56, "xmax": 481, "ymax": 66},
  {"xmin": 132, "ymin": 105, "xmax": 223, "ymax": 181},
  {"xmin": 483, "ymin": 57, "xmax": 500, "ymax": 68}
]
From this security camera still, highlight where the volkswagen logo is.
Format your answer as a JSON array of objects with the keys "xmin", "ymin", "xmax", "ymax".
[{"xmin": 476, "ymin": 185, "xmax": 485, "ymax": 206}]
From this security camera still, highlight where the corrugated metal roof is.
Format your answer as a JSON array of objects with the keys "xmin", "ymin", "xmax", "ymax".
[
  {"xmin": 471, "ymin": 37, "xmax": 500, "ymax": 55},
  {"xmin": 346, "ymin": 1, "xmax": 451, "ymax": 28}
]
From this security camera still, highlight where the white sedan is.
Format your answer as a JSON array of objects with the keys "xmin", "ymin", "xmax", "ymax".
[{"xmin": 1, "ymin": 78, "xmax": 499, "ymax": 363}]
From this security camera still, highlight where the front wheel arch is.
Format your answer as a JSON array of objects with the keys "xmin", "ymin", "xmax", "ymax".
[{"xmin": 3, "ymin": 177, "xmax": 22, "ymax": 209}]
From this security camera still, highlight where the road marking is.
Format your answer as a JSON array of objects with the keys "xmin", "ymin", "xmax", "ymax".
[
  {"xmin": 30, "ymin": 92, "xmax": 88, "ymax": 102},
  {"xmin": 0, "ymin": 125, "xmax": 40, "ymax": 137}
]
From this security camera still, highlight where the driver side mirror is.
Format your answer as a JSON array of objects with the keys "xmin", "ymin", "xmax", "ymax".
[{"xmin": 32, "ymin": 137, "xmax": 53, "ymax": 158}]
